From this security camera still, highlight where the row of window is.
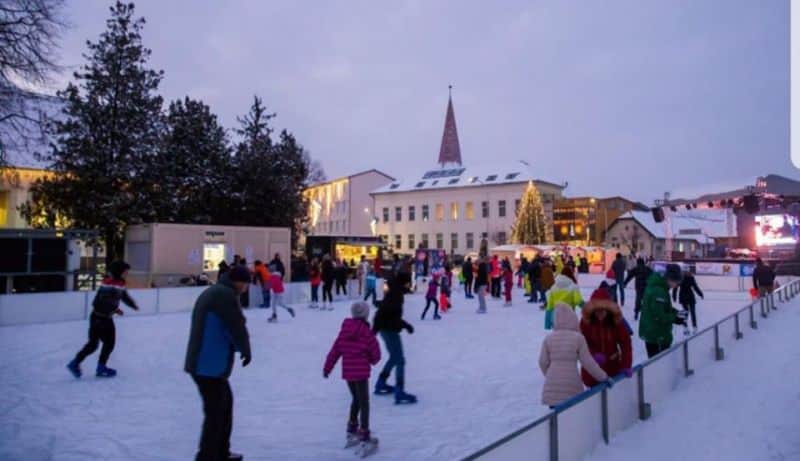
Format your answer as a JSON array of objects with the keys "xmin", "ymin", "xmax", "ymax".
[
  {"xmin": 379, "ymin": 231, "xmax": 508, "ymax": 251},
  {"xmin": 381, "ymin": 200, "xmax": 521, "ymax": 224},
  {"xmin": 315, "ymin": 220, "xmax": 347, "ymax": 233}
]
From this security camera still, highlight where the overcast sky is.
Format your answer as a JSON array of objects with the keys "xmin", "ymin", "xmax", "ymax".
[{"xmin": 52, "ymin": 0, "xmax": 795, "ymax": 204}]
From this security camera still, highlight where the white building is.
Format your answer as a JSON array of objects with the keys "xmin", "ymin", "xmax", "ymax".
[
  {"xmin": 371, "ymin": 93, "xmax": 565, "ymax": 255},
  {"xmin": 303, "ymin": 170, "xmax": 394, "ymax": 237}
]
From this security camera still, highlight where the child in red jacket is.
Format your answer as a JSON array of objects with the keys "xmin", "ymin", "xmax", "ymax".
[
  {"xmin": 324, "ymin": 301, "xmax": 381, "ymax": 456},
  {"xmin": 267, "ymin": 271, "xmax": 296, "ymax": 323},
  {"xmin": 503, "ymin": 265, "xmax": 514, "ymax": 306}
]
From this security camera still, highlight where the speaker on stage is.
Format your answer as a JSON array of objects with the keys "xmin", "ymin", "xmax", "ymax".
[
  {"xmin": 651, "ymin": 207, "xmax": 665, "ymax": 223},
  {"xmin": 743, "ymin": 194, "xmax": 759, "ymax": 214}
]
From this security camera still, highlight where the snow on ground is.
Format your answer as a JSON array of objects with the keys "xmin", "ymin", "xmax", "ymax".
[
  {"xmin": 0, "ymin": 285, "xmax": 749, "ymax": 461},
  {"xmin": 587, "ymin": 297, "xmax": 800, "ymax": 461}
]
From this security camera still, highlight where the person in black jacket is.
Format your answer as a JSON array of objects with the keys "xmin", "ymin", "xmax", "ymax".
[
  {"xmin": 475, "ymin": 258, "xmax": 490, "ymax": 313},
  {"xmin": 527, "ymin": 257, "xmax": 542, "ymax": 303},
  {"xmin": 462, "ymin": 257, "xmax": 474, "ymax": 299},
  {"xmin": 372, "ymin": 279, "xmax": 417, "ymax": 404},
  {"xmin": 672, "ymin": 270, "xmax": 704, "ymax": 334},
  {"xmin": 624, "ymin": 258, "xmax": 653, "ymax": 321},
  {"xmin": 269, "ymin": 253, "xmax": 285, "ymax": 280},
  {"xmin": 67, "ymin": 261, "xmax": 139, "ymax": 379},
  {"xmin": 185, "ymin": 266, "xmax": 252, "ymax": 461},
  {"xmin": 752, "ymin": 258, "xmax": 776, "ymax": 298},
  {"xmin": 335, "ymin": 259, "xmax": 348, "ymax": 297},
  {"xmin": 321, "ymin": 255, "xmax": 335, "ymax": 309},
  {"xmin": 611, "ymin": 253, "xmax": 627, "ymax": 306}
]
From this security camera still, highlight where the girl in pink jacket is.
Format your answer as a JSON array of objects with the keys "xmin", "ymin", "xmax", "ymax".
[
  {"xmin": 324, "ymin": 301, "xmax": 381, "ymax": 454},
  {"xmin": 267, "ymin": 271, "xmax": 295, "ymax": 323}
]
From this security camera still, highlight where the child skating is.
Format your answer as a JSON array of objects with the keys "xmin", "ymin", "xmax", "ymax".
[
  {"xmin": 324, "ymin": 301, "xmax": 381, "ymax": 457},
  {"xmin": 67, "ymin": 261, "xmax": 139, "ymax": 378},
  {"xmin": 503, "ymin": 264, "xmax": 514, "ymax": 306},
  {"xmin": 309, "ymin": 259, "xmax": 321, "ymax": 309},
  {"xmin": 439, "ymin": 267, "xmax": 452, "ymax": 313},
  {"xmin": 421, "ymin": 274, "xmax": 441, "ymax": 320},
  {"xmin": 267, "ymin": 271, "xmax": 295, "ymax": 322},
  {"xmin": 363, "ymin": 268, "xmax": 377, "ymax": 303}
]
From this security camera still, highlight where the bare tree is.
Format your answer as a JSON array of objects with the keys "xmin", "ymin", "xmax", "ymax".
[{"xmin": 0, "ymin": 0, "xmax": 65, "ymax": 167}]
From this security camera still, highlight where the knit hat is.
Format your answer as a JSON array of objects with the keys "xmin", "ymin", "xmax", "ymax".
[
  {"xmin": 590, "ymin": 287, "xmax": 611, "ymax": 301},
  {"xmin": 665, "ymin": 264, "xmax": 683, "ymax": 283},
  {"xmin": 229, "ymin": 265, "xmax": 251, "ymax": 283},
  {"xmin": 351, "ymin": 301, "xmax": 370, "ymax": 319},
  {"xmin": 561, "ymin": 266, "xmax": 577, "ymax": 283},
  {"xmin": 108, "ymin": 261, "xmax": 131, "ymax": 279}
]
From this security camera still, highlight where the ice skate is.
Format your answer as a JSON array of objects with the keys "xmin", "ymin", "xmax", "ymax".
[
  {"xmin": 267, "ymin": 314, "xmax": 277, "ymax": 323},
  {"xmin": 95, "ymin": 364, "xmax": 117, "ymax": 378},
  {"xmin": 374, "ymin": 377, "xmax": 395, "ymax": 395},
  {"xmin": 355, "ymin": 430, "xmax": 379, "ymax": 458},
  {"xmin": 227, "ymin": 452, "xmax": 243, "ymax": 461},
  {"xmin": 394, "ymin": 385, "xmax": 417, "ymax": 405},
  {"xmin": 344, "ymin": 423, "xmax": 359, "ymax": 448},
  {"xmin": 433, "ymin": 314, "xmax": 442, "ymax": 320},
  {"xmin": 476, "ymin": 308, "xmax": 487, "ymax": 314},
  {"xmin": 66, "ymin": 359, "xmax": 82, "ymax": 378},
  {"xmin": 287, "ymin": 307, "xmax": 296, "ymax": 318}
]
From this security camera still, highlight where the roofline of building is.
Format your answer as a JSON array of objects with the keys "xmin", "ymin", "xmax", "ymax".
[
  {"xmin": 606, "ymin": 214, "xmax": 658, "ymax": 240},
  {"xmin": 307, "ymin": 169, "xmax": 395, "ymax": 189},
  {"xmin": 1, "ymin": 165, "xmax": 51, "ymax": 173},
  {"xmin": 607, "ymin": 212, "xmax": 721, "ymax": 244},
  {"xmin": 370, "ymin": 178, "xmax": 566, "ymax": 196}
]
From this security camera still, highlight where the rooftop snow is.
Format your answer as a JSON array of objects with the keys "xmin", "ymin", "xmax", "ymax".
[{"xmin": 617, "ymin": 210, "xmax": 737, "ymax": 243}]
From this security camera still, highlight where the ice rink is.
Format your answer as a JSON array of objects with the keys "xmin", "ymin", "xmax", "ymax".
[{"xmin": 0, "ymin": 284, "xmax": 750, "ymax": 460}]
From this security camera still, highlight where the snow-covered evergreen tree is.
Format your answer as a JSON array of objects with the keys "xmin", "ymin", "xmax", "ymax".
[
  {"xmin": 21, "ymin": 1, "xmax": 163, "ymax": 263},
  {"xmin": 511, "ymin": 181, "xmax": 550, "ymax": 245}
]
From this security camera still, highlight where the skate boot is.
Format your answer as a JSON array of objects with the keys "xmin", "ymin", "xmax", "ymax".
[
  {"xmin": 476, "ymin": 308, "xmax": 487, "ymax": 314},
  {"xmin": 287, "ymin": 307, "xmax": 296, "ymax": 318},
  {"xmin": 66, "ymin": 359, "xmax": 82, "ymax": 378},
  {"xmin": 683, "ymin": 326, "xmax": 691, "ymax": 336},
  {"xmin": 355, "ymin": 429, "xmax": 379, "ymax": 458},
  {"xmin": 433, "ymin": 314, "xmax": 442, "ymax": 320},
  {"xmin": 394, "ymin": 382, "xmax": 417, "ymax": 405},
  {"xmin": 267, "ymin": 314, "xmax": 277, "ymax": 323},
  {"xmin": 374, "ymin": 375, "xmax": 395, "ymax": 395},
  {"xmin": 345, "ymin": 422, "xmax": 360, "ymax": 448},
  {"xmin": 96, "ymin": 364, "xmax": 117, "ymax": 378},
  {"xmin": 227, "ymin": 452, "xmax": 243, "ymax": 461}
]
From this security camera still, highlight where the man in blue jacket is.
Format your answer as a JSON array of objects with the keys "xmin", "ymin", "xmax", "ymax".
[{"xmin": 185, "ymin": 266, "xmax": 252, "ymax": 461}]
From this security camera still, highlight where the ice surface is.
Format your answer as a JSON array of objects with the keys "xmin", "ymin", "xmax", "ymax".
[
  {"xmin": 588, "ymin": 297, "xmax": 800, "ymax": 461},
  {"xmin": 0, "ymin": 285, "xmax": 749, "ymax": 460}
]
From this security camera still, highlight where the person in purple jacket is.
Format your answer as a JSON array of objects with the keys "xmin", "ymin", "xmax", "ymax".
[{"xmin": 324, "ymin": 301, "xmax": 381, "ymax": 456}]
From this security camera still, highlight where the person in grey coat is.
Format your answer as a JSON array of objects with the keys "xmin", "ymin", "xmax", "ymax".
[{"xmin": 185, "ymin": 266, "xmax": 252, "ymax": 461}]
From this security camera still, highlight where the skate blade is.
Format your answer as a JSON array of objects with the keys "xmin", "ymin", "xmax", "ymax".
[{"xmin": 356, "ymin": 440, "xmax": 378, "ymax": 458}]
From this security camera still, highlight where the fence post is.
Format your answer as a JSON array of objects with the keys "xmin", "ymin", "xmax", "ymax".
[
  {"xmin": 714, "ymin": 324, "xmax": 724, "ymax": 360},
  {"xmin": 769, "ymin": 294, "xmax": 776, "ymax": 311},
  {"xmin": 734, "ymin": 312, "xmax": 743, "ymax": 339},
  {"xmin": 549, "ymin": 413, "xmax": 559, "ymax": 461},
  {"xmin": 601, "ymin": 388, "xmax": 609, "ymax": 444},
  {"xmin": 637, "ymin": 368, "xmax": 651, "ymax": 420},
  {"xmin": 683, "ymin": 341, "xmax": 694, "ymax": 377},
  {"xmin": 749, "ymin": 303, "xmax": 758, "ymax": 329}
]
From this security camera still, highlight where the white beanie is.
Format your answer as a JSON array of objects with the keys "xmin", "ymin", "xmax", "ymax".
[{"xmin": 351, "ymin": 301, "xmax": 370, "ymax": 319}]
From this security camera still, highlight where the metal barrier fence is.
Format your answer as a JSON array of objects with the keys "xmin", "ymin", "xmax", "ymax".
[{"xmin": 461, "ymin": 279, "xmax": 800, "ymax": 461}]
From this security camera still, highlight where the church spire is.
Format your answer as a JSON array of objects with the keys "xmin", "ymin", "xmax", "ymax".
[{"xmin": 438, "ymin": 85, "xmax": 462, "ymax": 167}]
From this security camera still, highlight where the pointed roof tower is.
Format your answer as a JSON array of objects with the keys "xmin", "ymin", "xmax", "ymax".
[{"xmin": 438, "ymin": 85, "xmax": 462, "ymax": 167}]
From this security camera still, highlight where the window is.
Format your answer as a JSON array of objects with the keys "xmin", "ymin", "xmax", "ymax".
[
  {"xmin": 498, "ymin": 200, "xmax": 507, "ymax": 218},
  {"xmin": 505, "ymin": 173, "xmax": 520, "ymax": 180},
  {"xmin": 450, "ymin": 202, "xmax": 459, "ymax": 220},
  {"xmin": 422, "ymin": 205, "xmax": 430, "ymax": 221},
  {"xmin": 395, "ymin": 234, "xmax": 402, "ymax": 249},
  {"xmin": 466, "ymin": 232, "xmax": 475, "ymax": 249},
  {"xmin": 435, "ymin": 203, "xmax": 444, "ymax": 221},
  {"xmin": 486, "ymin": 175, "xmax": 497, "ymax": 181},
  {"xmin": 448, "ymin": 178, "xmax": 459, "ymax": 185},
  {"xmin": 465, "ymin": 202, "xmax": 475, "ymax": 220},
  {"xmin": 515, "ymin": 199, "xmax": 521, "ymax": 214},
  {"xmin": 481, "ymin": 232, "xmax": 488, "ymax": 241},
  {"xmin": 408, "ymin": 206, "xmax": 416, "ymax": 221},
  {"xmin": 415, "ymin": 181, "xmax": 426, "ymax": 188},
  {"xmin": 382, "ymin": 207, "xmax": 389, "ymax": 223},
  {"xmin": 436, "ymin": 233, "xmax": 444, "ymax": 249},
  {"xmin": 481, "ymin": 201, "xmax": 489, "ymax": 218},
  {"xmin": 469, "ymin": 176, "xmax": 478, "ymax": 183},
  {"xmin": 421, "ymin": 233, "xmax": 429, "ymax": 248},
  {"xmin": 431, "ymin": 180, "xmax": 439, "ymax": 186},
  {"xmin": 380, "ymin": 234, "xmax": 388, "ymax": 243},
  {"xmin": 395, "ymin": 206, "xmax": 402, "ymax": 222},
  {"xmin": 450, "ymin": 233, "xmax": 458, "ymax": 250},
  {"xmin": 497, "ymin": 231, "xmax": 507, "ymax": 245},
  {"xmin": 389, "ymin": 183, "xmax": 400, "ymax": 190},
  {"xmin": 408, "ymin": 234, "xmax": 416, "ymax": 250}
]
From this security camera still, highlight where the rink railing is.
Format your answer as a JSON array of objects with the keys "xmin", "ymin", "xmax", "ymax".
[{"xmin": 460, "ymin": 279, "xmax": 800, "ymax": 461}]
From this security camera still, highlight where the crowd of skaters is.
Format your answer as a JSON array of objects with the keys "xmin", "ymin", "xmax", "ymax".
[{"xmin": 61, "ymin": 247, "xmax": 779, "ymax": 460}]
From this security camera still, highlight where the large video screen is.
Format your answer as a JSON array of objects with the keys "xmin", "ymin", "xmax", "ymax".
[{"xmin": 755, "ymin": 214, "xmax": 799, "ymax": 247}]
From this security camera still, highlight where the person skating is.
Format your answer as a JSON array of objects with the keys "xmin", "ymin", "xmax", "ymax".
[
  {"xmin": 253, "ymin": 260, "xmax": 271, "ymax": 309},
  {"xmin": 639, "ymin": 268, "xmax": 687, "ymax": 358},
  {"xmin": 184, "ymin": 265, "xmax": 252, "ymax": 461},
  {"xmin": 579, "ymin": 289, "xmax": 633, "ymax": 387},
  {"xmin": 539, "ymin": 260, "xmax": 555, "ymax": 308},
  {"xmin": 439, "ymin": 265, "xmax": 453, "ymax": 313},
  {"xmin": 323, "ymin": 301, "xmax": 381, "ymax": 456},
  {"xmin": 421, "ymin": 274, "xmax": 441, "ymax": 320},
  {"xmin": 475, "ymin": 257, "xmax": 490, "ymax": 314},
  {"xmin": 335, "ymin": 259, "xmax": 348, "ymax": 298},
  {"xmin": 461, "ymin": 257, "xmax": 474, "ymax": 299},
  {"xmin": 611, "ymin": 253, "xmax": 627, "ymax": 306},
  {"xmin": 309, "ymin": 259, "xmax": 322, "ymax": 309},
  {"xmin": 267, "ymin": 271, "xmax": 296, "ymax": 322},
  {"xmin": 269, "ymin": 253, "xmax": 285, "ymax": 280},
  {"xmin": 539, "ymin": 304, "xmax": 611, "ymax": 407},
  {"xmin": 672, "ymin": 269, "xmax": 704, "ymax": 335},
  {"xmin": 363, "ymin": 268, "xmax": 378, "ymax": 303},
  {"xmin": 527, "ymin": 257, "xmax": 542, "ymax": 304},
  {"xmin": 372, "ymin": 279, "xmax": 417, "ymax": 404},
  {"xmin": 357, "ymin": 255, "xmax": 369, "ymax": 297},
  {"xmin": 752, "ymin": 257, "xmax": 777, "ymax": 298},
  {"xmin": 67, "ymin": 261, "xmax": 139, "ymax": 378},
  {"xmin": 490, "ymin": 254, "xmax": 501, "ymax": 298},
  {"xmin": 623, "ymin": 258, "xmax": 653, "ymax": 321},
  {"xmin": 544, "ymin": 267, "xmax": 583, "ymax": 330},
  {"xmin": 502, "ymin": 263, "xmax": 514, "ymax": 307},
  {"xmin": 321, "ymin": 255, "xmax": 335, "ymax": 310}
]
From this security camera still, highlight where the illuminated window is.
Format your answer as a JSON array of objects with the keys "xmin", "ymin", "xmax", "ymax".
[
  {"xmin": 450, "ymin": 203, "xmax": 459, "ymax": 220},
  {"xmin": 0, "ymin": 190, "xmax": 8, "ymax": 226},
  {"xmin": 465, "ymin": 202, "xmax": 475, "ymax": 220},
  {"xmin": 435, "ymin": 204, "xmax": 444, "ymax": 221}
]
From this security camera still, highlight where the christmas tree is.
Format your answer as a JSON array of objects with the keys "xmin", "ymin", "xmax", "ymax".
[{"xmin": 511, "ymin": 181, "xmax": 550, "ymax": 244}]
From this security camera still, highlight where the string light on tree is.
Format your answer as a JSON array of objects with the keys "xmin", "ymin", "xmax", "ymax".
[{"xmin": 511, "ymin": 181, "xmax": 549, "ymax": 244}]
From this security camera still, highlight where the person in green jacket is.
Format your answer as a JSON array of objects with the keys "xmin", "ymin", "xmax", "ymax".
[
  {"xmin": 638, "ymin": 271, "xmax": 686, "ymax": 358},
  {"xmin": 545, "ymin": 269, "xmax": 584, "ymax": 330}
]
